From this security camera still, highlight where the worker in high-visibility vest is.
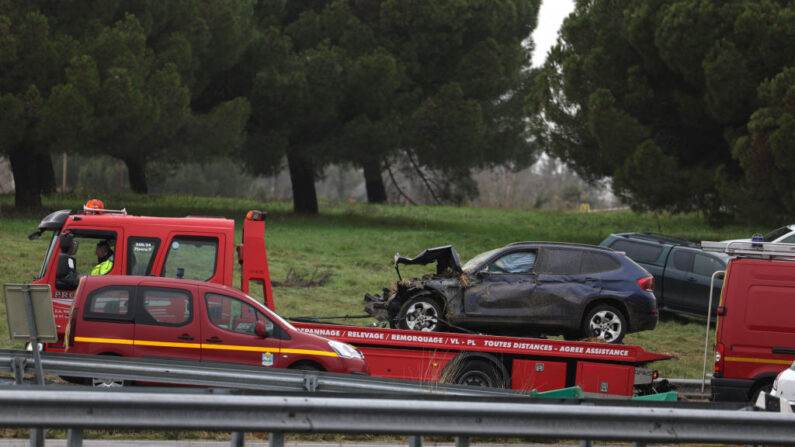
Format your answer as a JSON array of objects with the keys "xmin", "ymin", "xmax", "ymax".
[{"xmin": 91, "ymin": 240, "xmax": 115, "ymax": 275}]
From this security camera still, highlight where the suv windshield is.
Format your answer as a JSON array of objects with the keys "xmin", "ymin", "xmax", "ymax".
[{"xmin": 462, "ymin": 248, "xmax": 502, "ymax": 272}]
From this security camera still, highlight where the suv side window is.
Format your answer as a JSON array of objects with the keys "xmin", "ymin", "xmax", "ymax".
[
  {"xmin": 138, "ymin": 288, "xmax": 192, "ymax": 326},
  {"xmin": 488, "ymin": 251, "xmax": 537, "ymax": 274},
  {"xmin": 206, "ymin": 293, "xmax": 276, "ymax": 337},
  {"xmin": 127, "ymin": 237, "xmax": 160, "ymax": 276},
  {"xmin": 609, "ymin": 240, "xmax": 663, "ymax": 263},
  {"xmin": 537, "ymin": 248, "xmax": 582, "ymax": 275},
  {"xmin": 161, "ymin": 236, "xmax": 218, "ymax": 281},
  {"xmin": 84, "ymin": 286, "xmax": 133, "ymax": 322},
  {"xmin": 581, "ymin": 251, "xmax": 621, "ymax": 274}
]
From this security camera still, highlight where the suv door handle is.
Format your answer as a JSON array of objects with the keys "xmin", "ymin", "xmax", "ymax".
[
  {"xmin": 687, "ymin": 277, "xmax": 697, "ymax": 282},
  {"xmin": 178, "ymin": 335, "xmax": 194, "ymax": 341},
  {"xmin": 205, "ymin": 337, "xmax": 223, "ymax": 343}
]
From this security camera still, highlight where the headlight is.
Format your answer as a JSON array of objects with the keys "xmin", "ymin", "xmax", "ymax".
[{"xmin": 328, "ymin": 340, "xmax": 363, "ymax": 359}]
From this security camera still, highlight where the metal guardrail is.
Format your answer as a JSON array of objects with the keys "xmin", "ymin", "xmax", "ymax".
[
  {"xmin": 0, "ymin": 387, "xmax": 792, "ymax": 445},
  {"xmin": 0, "ymin": 349, "xmax": 523, "ymax": 397}
]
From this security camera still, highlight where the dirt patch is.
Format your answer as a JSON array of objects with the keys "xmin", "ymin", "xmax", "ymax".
[{"xmin": 272, "ymin": 267, "xmax": 333, "ymax": 287}]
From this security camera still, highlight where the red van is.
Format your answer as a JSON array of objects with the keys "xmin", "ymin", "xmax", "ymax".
[
  {"xmin": 65, "ymin": 275, "xmax": 369, "ymax": 380},
  {"xmin": 702, "ymin": 241, "xmax": 795, "ymax": 402}
]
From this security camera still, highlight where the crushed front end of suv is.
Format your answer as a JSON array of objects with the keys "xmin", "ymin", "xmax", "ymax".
[{"xmin": 364, "ymin": 242, "xmax": 658, "ymax": 344}]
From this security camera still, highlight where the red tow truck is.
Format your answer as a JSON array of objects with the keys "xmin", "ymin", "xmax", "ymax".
[{"xmin": 30, "ymin": 201, "xmax": 669, "ymax": 397}]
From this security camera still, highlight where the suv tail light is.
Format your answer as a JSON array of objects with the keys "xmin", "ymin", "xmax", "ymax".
[
  {"xmin": 714, "ymin": 342, "xmax": 725, "ymax": 377},
  {"xmin": 637, "ymin": 276, "xmax": 654, "ymax": 292}
]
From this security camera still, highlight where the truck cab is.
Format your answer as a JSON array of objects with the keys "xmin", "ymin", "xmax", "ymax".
[{"xmin": 31, "ymin": 201, "xmax": 271, "ymax": 350}]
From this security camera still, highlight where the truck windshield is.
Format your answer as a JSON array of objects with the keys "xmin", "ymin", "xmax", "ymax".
[{"xmin": 37, "ymin": 231, "xmax": 59, "ymax": 280}]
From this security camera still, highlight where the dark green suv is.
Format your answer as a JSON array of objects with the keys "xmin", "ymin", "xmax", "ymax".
[{"xmin": 600, "ymin": 233, "xmax": 730, "ymax": 318}]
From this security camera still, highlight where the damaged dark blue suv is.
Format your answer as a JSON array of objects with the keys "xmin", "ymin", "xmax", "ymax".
[{"xmin": 364, "ymin": 242, "xmax": 658, "ymax": 343}]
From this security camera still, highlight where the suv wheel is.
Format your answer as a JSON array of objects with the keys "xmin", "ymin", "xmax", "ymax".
[
  {"xmin": 397, "ymin": 294, "xmax": 444, "ymax": 332},
  {"xmin": 582, "ymin": 305, "xmax": 626, "ymax": 344}
]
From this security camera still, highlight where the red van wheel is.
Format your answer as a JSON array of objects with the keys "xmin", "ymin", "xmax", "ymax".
[{"xmin": 750, "ymin": 381, "xmax": 773, "ymax": 403}]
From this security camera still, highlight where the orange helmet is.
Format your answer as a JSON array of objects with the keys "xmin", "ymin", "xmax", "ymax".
[{"xmin": 84, "ymin": 199, "xmax": 104, "ymax": 214}]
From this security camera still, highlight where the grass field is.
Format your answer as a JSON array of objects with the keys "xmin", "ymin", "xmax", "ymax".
[{"xmin": 0, "ymin": 193, "xmax": 759, "ymax": 380}]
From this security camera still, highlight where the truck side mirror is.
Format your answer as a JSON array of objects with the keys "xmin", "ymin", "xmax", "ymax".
[{"xmin": 255, "ymin": 320, "xmax": 269, "ymax": 338}]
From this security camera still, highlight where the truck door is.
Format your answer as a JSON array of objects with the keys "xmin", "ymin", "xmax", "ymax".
[
  {"xmin": 201, "ymin": 291, "xmax": 282, "ymax": 368},
  {"xmin": 47, "ymin": 229, "xmax": 122, "ymax": 338},
  {"xmin": 662, "ymin": 248, "xmax": 695, "ymax": 313},
  {"xmin": 160, "ymin": 235, "xmax": 223, "ymax": 283},
  {"xmin": 133, "ymin": 283, "xmax": 202, "ymax": 360},
  {"xmin": 664, "ymin": 248, "xmax": 723, "ymax": 316}
]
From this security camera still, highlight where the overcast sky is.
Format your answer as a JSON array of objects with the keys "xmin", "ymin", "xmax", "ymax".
[{"xmin": 531, "ymin": 0, "xmax": 575, "ymax": 67}]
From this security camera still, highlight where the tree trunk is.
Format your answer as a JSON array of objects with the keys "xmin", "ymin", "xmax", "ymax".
[
  {"xmin": 287, "ymin": 149, "xmax": 318, "ymax": 214},
  {"xmin": 9, "ymin": 147, "xmax": 43, "ymax": 210},
  {"xmin": 124, "ymin": 157, "xmax": 148, "ymax": 194},
  {"xmin": 362, "ymin": 159, "xmax": 387, "ymax": 203},
  {"xmin": 37, "ymin": 153, "xmax": 56, "ymax": 194}
]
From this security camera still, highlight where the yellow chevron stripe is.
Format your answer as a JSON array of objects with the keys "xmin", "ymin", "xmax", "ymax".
[
  {"xmin": 726, "ymin": 356, "xmax": 793, "ymax": 365},
  {"xmin": 201, "ymin": 343, "xmax": 276, "ymax": 353},
  {"xmin": 282, "ymin": 348, "xmax": 338, "ymax": 357},
  {"xmin": 75, "ymin": 336, "xmax": 133, "ymax": 345},
  {"xmin": 74, "ymin": 336, "xmax": 338, "ymax": 357}
]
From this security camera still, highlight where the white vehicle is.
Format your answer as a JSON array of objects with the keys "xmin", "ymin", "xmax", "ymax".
[
  {"xmin": 755, "ymin": 361, "xmax": 795, "ymax": 413},
  {"xmin": 724, "ymin": 224, "xmax": 795, "ymax": 244}
]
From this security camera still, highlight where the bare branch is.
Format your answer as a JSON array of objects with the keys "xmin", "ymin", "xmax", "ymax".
[{"xmin": 386, "ymin": 163, "xmax": 418, "ymax": 205}]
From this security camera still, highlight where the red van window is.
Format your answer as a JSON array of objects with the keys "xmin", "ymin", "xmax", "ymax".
[
  {"xmin": 84, "ymin": 287, "xmax": 132, "ymax": 321},
  {"xmin": 161, "ymin": 236, "xmax": 218, "ymax": 281},
  {"xmin": 205, "ymin": 293, "xmax": 274, "ymax": 336},
  {"xmin": 140, "ymin": 288, "xmax": 192, "ymax": 326}
]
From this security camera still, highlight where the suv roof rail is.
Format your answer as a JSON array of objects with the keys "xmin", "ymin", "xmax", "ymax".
[
  {"xmin": 616, "ymin": 232, "xmax": 698, "ymax": 247},
  {"xmin": 505, "ymin": 241, "xmax": 609, "ymax": 250},
  {"xmin": 701, "ymin": 241, "xmax": 795, "ymax": 260}
]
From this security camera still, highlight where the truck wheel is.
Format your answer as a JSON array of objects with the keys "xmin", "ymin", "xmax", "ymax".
[
  {"xmin": 397, "ymin": 295, "xmax": 443, "ymax": 332},
  {"xmin": 454, "ymin": 359, "xmax": 505, "ymax": 388},
  {"xmin": 582, "ymin": 305, "xmax": 626, "ymax": 344}
]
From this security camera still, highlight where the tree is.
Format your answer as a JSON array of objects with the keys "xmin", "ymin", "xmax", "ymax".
[
  {"xmin": 529, "ymin": 0, "xmax": 795, "ymax": 224},
  {"xmin": 726, "ymin": 67, "xmax": 795, "ymax": 222},
  {"xmin": 241, "ymin": 0, "xmax": 541, "ymax": 212},
  {"xmin": 360, "ymin": 0, "xmax": 542, "ymax": 204},
  {"xmin": 56, "ymin": 3, "xmax": 254, "ymax": 194},
  {"xmin": 1, "ymin": 2, "xmax": 253, "ymax": 207},
  {"xmin": 0, "ymin": 7, "xmax": 74, "ymax": 209}
]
